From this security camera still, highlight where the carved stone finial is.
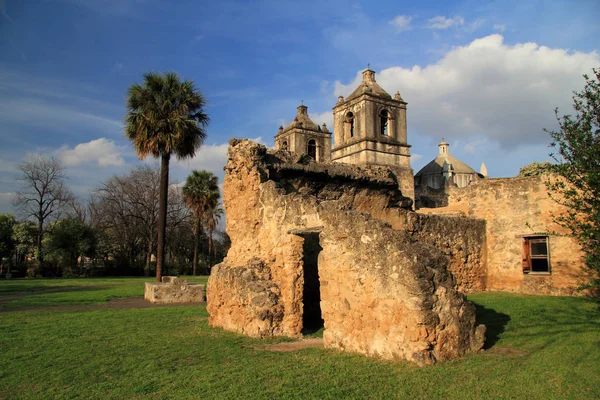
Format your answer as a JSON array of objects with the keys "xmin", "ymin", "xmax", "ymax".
[
  {"xmin": 322, "ymin": 123, "xmax": 328, "ymax": 133},
  {"xmin": 394, "ymin": 91, "xmax": 403, "ymax": 101},
  {"xmin": 337, "ymin": 95, "xmax": 344, "ymax": 103}
]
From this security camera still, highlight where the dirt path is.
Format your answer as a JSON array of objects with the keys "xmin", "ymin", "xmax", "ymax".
[
  {"xmin": 0, "ymin": 297, "xmax": 206, "ymax": 313},
  {"xmin": 251, "ymin": 338, "xmax": 324, "ymax": 352}
]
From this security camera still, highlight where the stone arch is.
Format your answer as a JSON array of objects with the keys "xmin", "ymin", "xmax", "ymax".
[
  {"xmin": 307, "ymin": 139, "xmax": 317, "ymax": 160},
  {"xmin": 345, "ymin": 112, "xmax": 355, "ymax": 139},
  {"xmin": 379, "ymin": 109, "xmax": 389, "ymax": 136}
]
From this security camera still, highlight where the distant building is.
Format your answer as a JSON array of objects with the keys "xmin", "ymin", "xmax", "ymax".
[
  {"xmin": 415, "ymin": 141, "xmax": 485, "ymax": 189},
  {"xmin": 273, "ymin": 69, "xmax": 414, "ymax": 203},
  {"xmin": 414, "ymin": 141, "xmax": 486, "ymax": 208},
  {"xmin": 274, "ymin": 105, "xmax": 331, "ymax": 162}
]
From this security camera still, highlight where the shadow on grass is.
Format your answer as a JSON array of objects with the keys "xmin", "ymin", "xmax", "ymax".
[
  {"xmin": 302, "ymin": 324, "xmax": 324, "ymax": 338},
  {"xmin": 474, "ymin": 303, "xmax": 511, "ymax": 349}
]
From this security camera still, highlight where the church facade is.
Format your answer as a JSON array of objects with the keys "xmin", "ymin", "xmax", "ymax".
[{"xmin": 274, "ymin": 69, "xmax": 415, "ymax": 203}]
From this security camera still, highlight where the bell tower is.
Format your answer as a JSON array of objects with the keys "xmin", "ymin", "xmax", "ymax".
[
  {"xmin": 274, "ymin": 105, "xmax": 331, "ymax": 162},
  {"xmin": 331, "ymin": 69, "xmax": 410, "ymax": 168}
]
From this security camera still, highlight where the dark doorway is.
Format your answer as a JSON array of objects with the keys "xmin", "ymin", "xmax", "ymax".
[{"xmin": 301, "ymin": 233, "xmax": 323, "ymax": 335}]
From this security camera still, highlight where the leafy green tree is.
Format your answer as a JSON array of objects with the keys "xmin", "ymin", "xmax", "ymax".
[
  {"xmin": 182, "ymin": 170, "xmax": 220, "ymax": 275},
  {"xmin": 0, "ymin": 214, "xmax": 15, "ymax": 274},
  {"xmin": 125, "ymin": 72, "xmax": 209, "ymax": 281},
  {"xmin": 45, "ymin": 218, "xmax": 97, "ymax": 276},
  {"xmin": 545, "ymin": 68, "xmax": 600, "ymax": 292},
  {"xmin": 11, "ymin": 220, "xmax": 37, "ymax": 275}
]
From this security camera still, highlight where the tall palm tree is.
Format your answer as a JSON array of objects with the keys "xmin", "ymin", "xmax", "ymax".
[
  {"xmin": 206, "ymin": 205, "xmax": 223, "ymax": 266},
  {"xmin": 182, "ymin": 170, "xmax": 220, "ymax": 276},
  {"xmin": 125, "ymin": 72, "xmax": 209, "ymax": 282}
]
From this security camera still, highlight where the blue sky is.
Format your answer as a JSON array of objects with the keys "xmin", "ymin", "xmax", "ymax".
[{"xmin": 1, "ymin": 0, "xmax": 599, "ymax": 214}]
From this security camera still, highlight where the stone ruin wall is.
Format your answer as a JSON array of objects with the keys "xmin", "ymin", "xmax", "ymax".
[
  {"xmin": 207, "ymin": 139, "xmax": 486, "ymax": 364},
  {"xmin": 422, "ymin": 176, "xmax": 585, "ymax": 295}
]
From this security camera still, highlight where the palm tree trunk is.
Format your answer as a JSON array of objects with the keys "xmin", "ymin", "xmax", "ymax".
[
  {"xmin": 192, "ymin": 216, "xmax": 200, "ymax": 276},
  {"xmin": 156, "ymin": 153, "xmax": 170, "ymax": 282},
  {"xmin": 207, "ymin": 226, "xmax": 213, "ymax": 271}
]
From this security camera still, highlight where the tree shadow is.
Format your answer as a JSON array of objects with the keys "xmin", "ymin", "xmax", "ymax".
[{"xmin": 474, "ymin": 303, "xmax": 511, "ymax": 349}]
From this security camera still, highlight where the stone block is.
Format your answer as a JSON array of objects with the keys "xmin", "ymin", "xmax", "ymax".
[{"xmin": 144, "ymin": 281, "xmax": 205, "ymax": 304}]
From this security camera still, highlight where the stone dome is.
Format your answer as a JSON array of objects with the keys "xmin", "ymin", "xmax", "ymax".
[{"xmin": 415, "ymin": 141, "xmax": 482, "ymax": 189}]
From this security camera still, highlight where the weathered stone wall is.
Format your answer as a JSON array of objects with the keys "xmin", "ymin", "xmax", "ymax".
[
  {"xmin": 207, "ymin": 139, "xmax": 485, "ymax": 364},
  {"xmin": 414, "ymin": 184, "xmax": 449, "ymax": 209},
  {"xmin": 318, "ymin": 206, "xmax": 485, "ymax": 364},
  {"xmin": 339, "ymin": 190, "xmax": 487, "ymax": 294},
  {"xmin": 422, "ymin": 176, "xmax": 585, "ymax": 295}
]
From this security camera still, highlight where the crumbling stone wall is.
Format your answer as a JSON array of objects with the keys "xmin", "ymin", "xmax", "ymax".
[
  {"xmin": 207, "ymin": 139, "xmax": 485, "ymax": 364},
  {"xmin": 425, "ymin": 176, "xmax": 585, "ymax": 295},
  {"xmin": 347, "ymin": 200, "xmax": 487, "ymax": 294}
]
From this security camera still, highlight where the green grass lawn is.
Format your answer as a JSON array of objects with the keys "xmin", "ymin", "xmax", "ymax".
[
  {"xmin": 0, "ymin": 276, "xmax": 208, "ymax": 308},
  {"xmin": 0, "ymin": 279, "xmax": 599, "ymax": 399}
]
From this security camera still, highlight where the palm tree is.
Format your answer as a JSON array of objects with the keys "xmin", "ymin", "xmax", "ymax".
[
  {"xmin": 206, "ymin": 205, "xmax": 223, "ymax": 266},
  {"xmin": 182, "ymin": 170, "xmax": 220, "ymax": 275},
  {"xmin": 125, "ymin": 72, "xmax": 209, "ymax": 282}
]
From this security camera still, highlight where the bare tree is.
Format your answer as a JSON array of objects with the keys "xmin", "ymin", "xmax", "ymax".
[
  {"xmin": 91, "ymin": 166, "xmax": 190, "ymax": 275},
  {"xmin": 13, "ymin": 156, "xmax": 72, "ymax": 263}
]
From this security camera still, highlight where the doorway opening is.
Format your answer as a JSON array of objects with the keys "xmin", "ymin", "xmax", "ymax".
[{"xmin": 300, "ymin": 232, "xmax": 323, "ymax": 335}]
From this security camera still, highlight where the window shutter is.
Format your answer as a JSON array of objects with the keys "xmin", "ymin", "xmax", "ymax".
[{"xmin": 522, "ymin": 239, "xmax": 531, "ymax": 273}]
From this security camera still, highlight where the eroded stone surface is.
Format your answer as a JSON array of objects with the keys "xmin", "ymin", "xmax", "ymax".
[
  {"xmin": 207, "ymin": 139, "xmax": 485, "ymax": 364},
  {"xmin": 144, "ymin": 282, "xmax": 205, "ymax": 304}
]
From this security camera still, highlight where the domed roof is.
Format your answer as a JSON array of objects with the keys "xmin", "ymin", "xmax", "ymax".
[
  {"xmin": 415, "ymin": 141, "xmax": 479, "ymax": 177},
  {"xmin": 281, "ymin": 105, "xmax": 320, "ymax": 133},
  {"xmin": 345, "ymin": 69, "xmax": 392, "ymax": 102}
]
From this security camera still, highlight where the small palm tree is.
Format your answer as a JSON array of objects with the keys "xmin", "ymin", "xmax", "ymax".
[
  {"xmin": 125, "ymin": 72, "xmax": 209, "ymax": 282},
  {"xmin": 182, "ymin": 170, "xmax": 220, "ymax": 275},
  {"xmin": 206, "ymin": 205, "xmax": 223, "ymax": 266}
]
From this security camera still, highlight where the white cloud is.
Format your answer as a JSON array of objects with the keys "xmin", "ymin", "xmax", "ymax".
[
  {"xmin": 309, "ymin": 110, "xmax": 334, "ymax": 132},
  {"xmin": 333, "ymin": 34, "xmax": 600, "ymax": 149},
  {"xmin": 411, "ymin": 154, "xmax": 423, "ymax": 162},
  {"xmin": 0, "ymin": 192, "xmax": 15, "ymax": 214},
  {"xmin": 493, "ymin": 24, "xmax": 506, "ymax": 32},
  {"xmin": 464, "ymin": 139, "xmax": 488, "ymax": 154},
  {"xmin": 173, "ymin": 137, "xmax": 264, "ymax": 180},
  {"xmin": 427, "ymin": 16, "xmax": 464, "ymax": 30},
  {"xmin": 389, "ymin": 15, "xmax": 412, "ymax": 32},
  {"xmin": 56, "ymin": 138, "xmax": 127, "ymax": 167}
]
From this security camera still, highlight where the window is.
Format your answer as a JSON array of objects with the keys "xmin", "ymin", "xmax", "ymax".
[
  {"xmin": 345, "ymin": 112, "xmax": 355, "ymax": 138},
  {"xmin": 281, "ymin": 141, "xmax": 288, "ymax": 150},
  {"xmin": 522, "ymin": 236, "xmax": 550, "ymax": 273},
  {"xmin": 380, "ymin": 109, "xmax": 389, "ymax": 136},
  {"xmin": 307, "ymin": 139, "xmax": 317, "ymax": 160}
]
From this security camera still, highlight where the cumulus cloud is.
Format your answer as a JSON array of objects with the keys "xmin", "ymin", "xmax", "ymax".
[
  {"xmin": 333, "ymin": 34, "xmax": 600, "ymax": 149},
  {"xmin": 173, "ymin": 137, "xmax": 264, "ymax": 180},
  {"xmin": 389, "ymin": 15, "xmax": 412, "ymax": 32},
  {"xmin": 309, "ymin": 110, "xmax": 334, "ymax": 132},
  {"xmin": 427, "ymin": 16, "xmax": 464, "ymax": 30},
  {"xmin": 0, "ymin": 192, "xmax": 15, "ymax": 214},
  {"xmin": 56, "ymin": 138, "xmax": 126, "ymax": 167}
]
